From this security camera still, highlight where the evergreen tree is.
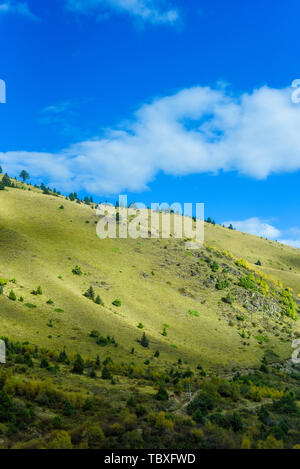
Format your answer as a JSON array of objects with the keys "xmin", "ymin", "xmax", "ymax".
[
  {"xmin": 58, "ymin": 348, "xmax": 68, "ymax": 363},
  {"xmin": 72, "ymin": 354, "xmax": 84, "ymax": 374},
  {"xmin": 8, "ymin": 290, "xmax": 16, "ymax": 301},
  {"xmin": 19, "ymin": 170, "xmax": 30, "ymax": 183},
  {"xmin": 102, "ymin": 366, "xmax": 112, "ymax": 380},
  {"xmin": 140, "ymin": 332, "xmax": 149, "ymax": 348},
  {"xmin": 2, "ymin": 173, "xmax": 11, "ymax": 187},
  {"xmin": 95, "ymin": 355, "xmax": 101, "ymax": 369},
  {"xmin": 155, "ymin": 384, "xmax": 169, "ymax": 401},
  {"xmin": 95, "ymin": 295, "xmax": 104, "ymax": 305},
  {"xmin": 84, "ymin": 286, "xmax": 95, "ymax": 300}
]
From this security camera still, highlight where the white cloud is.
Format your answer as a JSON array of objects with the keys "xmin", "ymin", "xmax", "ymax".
[
  {"xmin": 222, "ymin": 218, "xmax": 281, "ymax": 239},
  {"xmin": 0, "ymin": 1, "xmax": 39, "ymax": 21},
  {"xmin": 65, "ymin": 0, "xmax": 179, "ymax": 24},
  {"xmin": 2, "ymin": 84, "xmax": 300, "ymax": 196},
  {"xmin": 222, "ymin": 217, "xmax": 300, "ymax": 249}
]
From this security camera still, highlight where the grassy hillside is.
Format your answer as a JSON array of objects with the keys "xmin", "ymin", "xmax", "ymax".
[
  {"xmin": 0, "ymin": 180, "xmax": 299, "ymax": 371},
  {"xmin": 0, "ymin": 178, "xmax": 299, "ymax": 449}
]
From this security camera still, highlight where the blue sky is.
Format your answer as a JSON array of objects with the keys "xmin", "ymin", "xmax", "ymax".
[{"xmin": 1, "ymin": 0, "xmax": 300, "ymax": 246}]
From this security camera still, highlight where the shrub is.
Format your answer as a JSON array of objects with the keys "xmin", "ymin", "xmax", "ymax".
[
  {"xmin": 272, "ymin": 392, "xmax": 299, "ymax": 414},
  {"xmin": 63, "ymin": 402, "xmax": 75, "ymax": 416},
  {"xmin": 47, "ymin": 430, "xmax": 72, "ymax": 449},
  {"xmin": 236, "ymin": 258, "xmax": 251, "ymax": 270},
  {"xmin": 238, "ymin": 275, "xmax": 257, "ymax": 291},
  {"xmin": 236, "ymin": 314, "xmax": 245, "ymax": 321},
  {"xmin": 229, "ymin": 412, "xmax": 244, "ymax": 433},
  {"xmin": 211, "ymin": 261, "xmax": 219, "ymax": 272},
  {"xmin": 8, "ymin": 290, "xmax": 16, "ymax": 301},
  {"xmin": 223, "ymin": 293, "xmax": 235, "ymax": 305},
  {"xmin": 187, "ymin": 392, "xmax": 216, "ymax": 416},
  {"xmin": 72, "ymin": 265, "xmax": 82, "ymax": 276},
  {"xmin": 254, "ymin": 334, "xmax": 269, "ymax": 344},
  {"xmin": 40, "ymin": 357, "xmax": 49, "ymax": 369},
  {"xmin": 31, "ymin": 286, "xmax": 42, "ymax": 295},
  {"xmin": 84, "ymin": 425, "xmax": 105, "ymax": 449},
  {"xmin": 216, "ymin": 279, "xmax": 230, "ymax": 290},
  {"xmin": 155, "ymin": 384, "xmax": 169, "ymax": 401},
  {"xmin": 280, "ymin": 289, "xmax": 298, "ymax": 320},
  {"xmin": 112, "ymin": 299, "xmax": 122, "ymax": 307},
  {"xmin": 192, "ymin": 409, "xmax": 205, "ymax": 424},
  {"xmin": 188, "ymin": 310, "xmax": 200, "ymax": 317}
]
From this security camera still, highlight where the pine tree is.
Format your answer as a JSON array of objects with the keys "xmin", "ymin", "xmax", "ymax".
[
  {"xmin": 8, "ymin": 290, "xmax": 16, "ymax": 301},
  {"xmin": 19, "ymin": 170, "xmax": 30, "ymax": 183},
  {"xmin": 72, "ymin": 354, "xmax": 84, "ymax": 374},
  {"xmin": 95, "ymin": 355, "xmax": 101, "ymax": 369},
  {"xmin": 140, "ymin": 332, "xmax": 149, "ymax": 348},
  {"xmin": 102, "ymin": 366, "xmax": 112, "ymax": 380},
  {"xmin": 95, "ymin": 295, "xmax": 104, "ymax": 306},
  {"xmin": 84, "ymin": 286, "xmax": 95, "ymax": 300},
  {"xmin": 2, "ymin": 173, "xmax": 11, "ymax": 187}
]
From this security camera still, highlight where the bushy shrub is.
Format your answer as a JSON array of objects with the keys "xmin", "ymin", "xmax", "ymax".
[
  {"xmin": 112, "ymin": 298, "xmax": 122, "ymax": 307},
  {"xmin": 187, "ymin": 392, "xmax": 216, "ymax": 416},
  {"xmin": 72, "ymin": 265, "xmax": 82, "ymax": 276},
  {"xmin": 31, "ymin": 286, "xmax": 42, "ymax": 295},
  {"xmin": 188, "ymin": 310, "xmax": 200, "ymax": 317},
  {"xmin": 211, "ymin": 261, "xmax": 219, "ymax": 272},
  {"xmin": 222, "ymin": 293, "xmax": 235, "ymax": 305},
  {"xmin": 216, "ymin": 279, "xmax": 230, "ymax": 290},
  {"xmin": 238, "ymin": 275, "xmax": 257, "ymax": 291},
  {"xmin": 8, "ymin": 290, "xmax": 16, "ymax": 301},
  {"xmin": 272, "ymin": 392, "xmax": 299, "ymax": 414}
]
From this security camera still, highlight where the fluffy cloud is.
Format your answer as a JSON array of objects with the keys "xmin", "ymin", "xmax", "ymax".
[
  {"xmin": 0, "ymin": 1, "xmax": 39, "ymax": 21},
  {"xmin": 65, "ymin": 0, "xmax": 179, "ymax": 24},
  {"xmin": 2, "ymin": 84, "xmax": 300, "ymax": 195},
  {"xmin": 222, "ymin": 217, "xmax": 300, "ymax": 249},
  {"xmin": 222, "ymin": 218, "xmax": 281, "ymax": 239}
]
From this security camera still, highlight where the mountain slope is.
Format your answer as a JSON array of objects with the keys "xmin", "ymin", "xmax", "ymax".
[{"xmin": 0, "ymin": 181, "xmax": 299, "ymax": 372}]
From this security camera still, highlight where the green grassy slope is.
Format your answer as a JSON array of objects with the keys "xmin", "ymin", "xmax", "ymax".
[{"xmin": 0, "ymin": 182, "xmax": 299, "ymax": 372}]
